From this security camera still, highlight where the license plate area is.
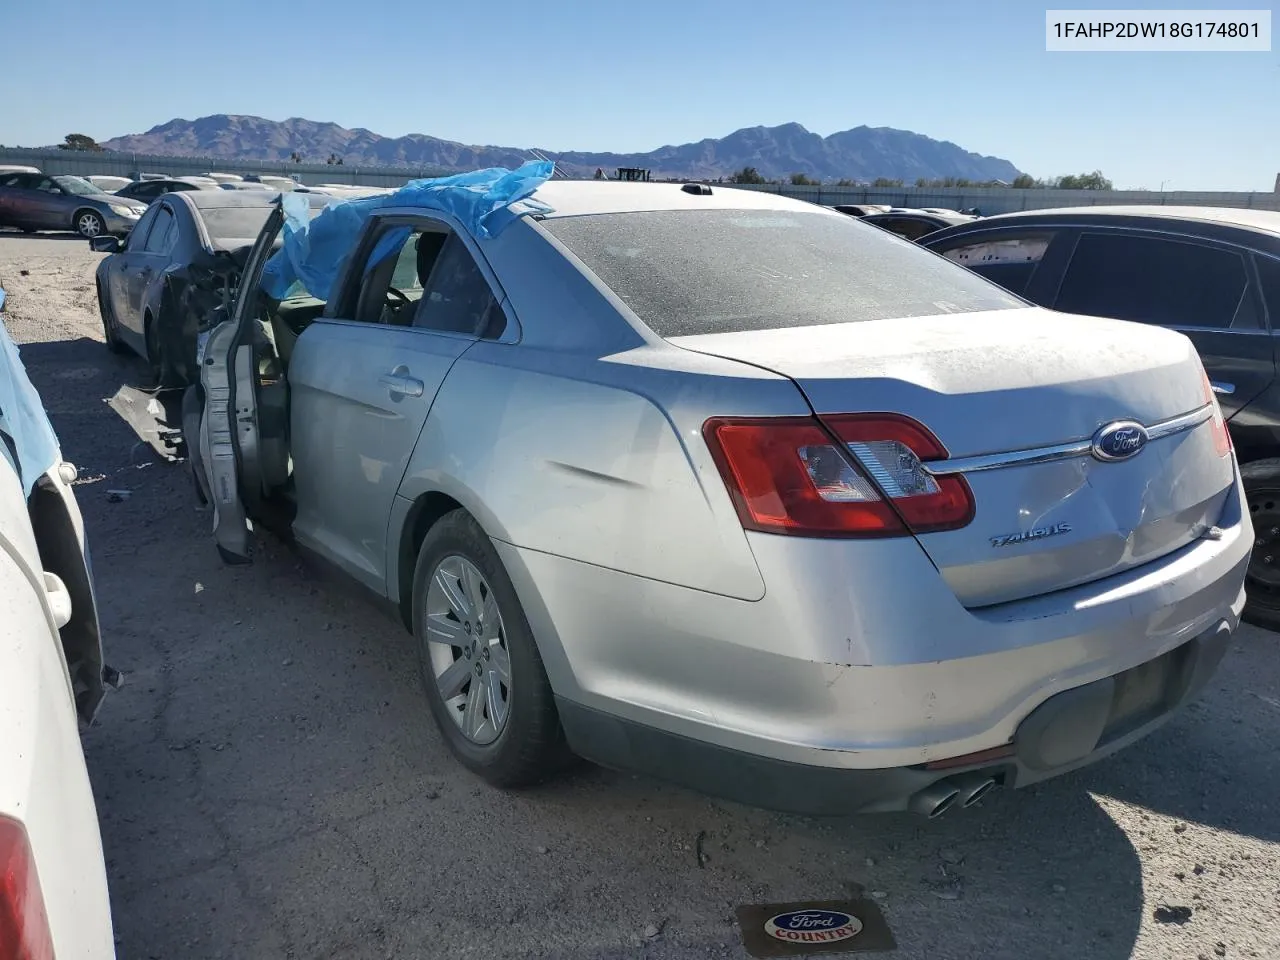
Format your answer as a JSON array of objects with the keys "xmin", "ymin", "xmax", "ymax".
[{"xmin": 1099, "ymin": 643, "xmax": 1190, "ymax": 743}]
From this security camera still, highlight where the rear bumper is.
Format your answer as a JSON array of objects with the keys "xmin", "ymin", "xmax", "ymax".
[
  {"xmin": 556, "ymin": 618, "xmax": 1233, "ymax": 815},
  {"xmin": 498, "ymin": 469, "xmax": 1251, "ymax": 814}
]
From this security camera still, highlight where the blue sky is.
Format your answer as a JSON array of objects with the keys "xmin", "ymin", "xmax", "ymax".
[{"xmin": 6, "ymin": 0, "xmax": 1276, "ymax": 189}]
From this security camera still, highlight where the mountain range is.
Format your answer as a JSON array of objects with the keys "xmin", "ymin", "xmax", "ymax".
[{"xmin": 100, "ymin": 115, "xmax": 1023, "ymax": 183}]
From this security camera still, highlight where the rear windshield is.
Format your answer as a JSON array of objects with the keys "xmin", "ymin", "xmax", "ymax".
[
  {"xmin": 542, "ymin": 209, "xmax": 1024, "ymax": 337},
  {"xmin": 200, "ymin": 206, "xmax": 274, "ymax": 244}
]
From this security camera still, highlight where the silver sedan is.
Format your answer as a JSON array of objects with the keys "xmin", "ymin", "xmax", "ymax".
[{"xmin": 191, "ymin": 181, "xmax": 1250, "ymax": 818}]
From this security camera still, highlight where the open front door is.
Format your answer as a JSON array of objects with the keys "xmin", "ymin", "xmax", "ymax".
[{"xmin": 195, "ymin": 204, "xmax": 286, "ymax": 564}]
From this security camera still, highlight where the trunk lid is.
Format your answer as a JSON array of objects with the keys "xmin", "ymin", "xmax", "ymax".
[{"xmin": 672, "ymin": 307, "xmax": 1234, "ymax": 607}]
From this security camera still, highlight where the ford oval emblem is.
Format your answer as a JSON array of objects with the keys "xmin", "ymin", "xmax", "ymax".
[
  {"xmin": 1092, "ymin": 420, "xmax": 1149, "ymax": 462},
  {"xmin": 764, "ymin": 909, "xmax": 863, "ymax": 944}
]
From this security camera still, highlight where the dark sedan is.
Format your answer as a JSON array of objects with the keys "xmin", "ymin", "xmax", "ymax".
[
  {"xmin": 0, "ymin": 173, "xmax": 147, "ymax": 237},
  {"xmin": 92, "ymin": 191, "xmax": 327, "ymax": 386},
  {"xmin": 922, "ymin": 205, "xmax": 1280, "ymax": 627},
  {"xmin": 113, "ymin": 178, "xmax": 210, "ymax": 204},
  {"xmin": 862, "ymin": 208, "xmax": 977, "ymax": 241}
]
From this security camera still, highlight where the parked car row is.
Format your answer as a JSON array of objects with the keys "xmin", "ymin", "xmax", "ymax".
[{"xmin": 79, "ymin": 172, "xmax": 1248, "ymax": 820}]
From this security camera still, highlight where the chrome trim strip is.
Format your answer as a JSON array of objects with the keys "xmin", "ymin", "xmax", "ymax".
[
  {"xmin": 1146, "ymin": 403, "xmax": 1213, "ymax": 440},
  {"xmin": 924, "ymin": 403, "xmax": 1214, "ymax": 475}
]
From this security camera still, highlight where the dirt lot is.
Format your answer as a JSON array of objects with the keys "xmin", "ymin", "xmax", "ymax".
[{"xmin": 3, "ymin": 231, "xmax": 1279, "ymax": 960}]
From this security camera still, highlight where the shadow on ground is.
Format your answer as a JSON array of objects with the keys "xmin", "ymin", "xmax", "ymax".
[{"xmin": 0, "ymin": 229, "xmax": 96, "ymax": 242}]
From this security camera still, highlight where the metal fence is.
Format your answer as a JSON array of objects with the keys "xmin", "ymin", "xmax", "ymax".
[
  {"xmin": 3, "ymin": 145, "xmax": 1276, "ymax": 214},
  {"xmin": 722, "ymin": 181, "xmax": 1280, "ymax": 215},
  {"xmin": 0, "ymin": 146, "xmax": 447, "ymax": 188}
]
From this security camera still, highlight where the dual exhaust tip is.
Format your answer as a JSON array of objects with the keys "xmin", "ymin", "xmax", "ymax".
[{"xmin": 908, "ymin": 773, "xmax": 999, "ymax": 819}]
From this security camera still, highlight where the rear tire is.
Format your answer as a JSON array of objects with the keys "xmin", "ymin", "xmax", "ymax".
[
  {"xmin": 1240, "ymin": 458, "xmax": 1280, "ymax": 631},
  {"xmin": 74, "ymin": 210, "xmax": 105, "ymax": 239},
  {"xmin": 145, "ymin": 316, "xmax": 182, "ymax": 388},
  {"xmin": 411, "ymin": 509, "xmax": 569, "ymax": 787}
]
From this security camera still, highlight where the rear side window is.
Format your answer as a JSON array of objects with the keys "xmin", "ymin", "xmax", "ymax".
[
  {"xmin": 934, "ymin": 232, "xmax": 1053, "ymax": 296},
  {"xmin": 415, "ymin": 234, "xmax": 500, "ymax": 337},
  {"xmin": 144, "ymin": 206, "xmax": 175, "ymax": 253},
  {"xmin": 541, "ymin": 209, "xmax": 1022, "ymax": 338},
  {"xmin": 1255, "ymin": 255, "xmax": 1280, "ymax": 325},
  {"xmin": 1056, "ymin": 232, "xmax": 1251, "ymax": 329},
  {"xmin": 867, "ymin": 216, "xmax": 939, "ymax": 241}
]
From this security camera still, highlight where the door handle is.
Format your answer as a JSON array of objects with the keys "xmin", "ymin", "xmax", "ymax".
[
  {"xmin": 379, "ymin": 366, "xmax": 425, "ymax": 398},
  {"xmin": 1210, "ymin": 381, "xmax": 1235, "ymax": 396}
]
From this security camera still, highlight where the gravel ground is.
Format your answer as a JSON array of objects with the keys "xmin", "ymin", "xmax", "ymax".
[{"xmin": 2, "ymin": 231, "xmax": 1279, "ymax": 960}]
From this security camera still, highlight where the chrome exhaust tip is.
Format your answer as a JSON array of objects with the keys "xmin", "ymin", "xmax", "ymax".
[
  {"xmin": 954, "ymin": 773, "xmax": 999, "ymax": 808},
  {"xmin": 908, "ymin": 780, "xmax": 962, "ymax": 819}
]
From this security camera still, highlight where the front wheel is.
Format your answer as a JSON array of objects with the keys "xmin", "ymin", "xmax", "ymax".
[
  {"xmin": 97, "ymin": 282, "xmax": 127, "ymax": 354},
  {"xmin": 1241, "ymin": 458, "xmax": 1280, "ymax": 631},
  {"xmin": 411, "ymin": 509, "xmax": 569, "ymax": 787},
  {"xmin": 75, "ymin": 210, "xmax": 105, "ymax": 239}
]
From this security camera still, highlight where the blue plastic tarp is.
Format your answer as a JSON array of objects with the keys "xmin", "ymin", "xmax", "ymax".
[
  {"xmin": 0, "ymin": 303, "xmax": 62, "ymax": 496},
  {"xmin": 260, "ymin": 160, "xmax": 554, "ymax": 302}
]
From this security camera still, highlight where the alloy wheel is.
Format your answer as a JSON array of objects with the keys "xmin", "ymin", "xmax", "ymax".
[
  {"xmin": 1247, "ymin": 490, "xmax": 1280, "ymax": 593},
  {"xmin": 424, "ymin": 555, "xmax": 511, "ymax": 745},
  {"xmin": 77, "ymin": 212, "xmax": 104, "ymax": 238}
]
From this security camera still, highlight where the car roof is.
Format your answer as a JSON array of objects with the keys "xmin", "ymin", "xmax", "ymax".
[
  {"xmin": 960, "ymin": 205, "xmax": 1280, "ymax": 238},
  {"xmin": 179, "ymin": 189, "xmax": 331, "ymax": 211},
  {"xmin": 866, "ymin": 209, "xmax": 972, "ymax": 225},
  {"xmin": 525, "ymin": 181, "xmax": 835, "ymax": 219}
]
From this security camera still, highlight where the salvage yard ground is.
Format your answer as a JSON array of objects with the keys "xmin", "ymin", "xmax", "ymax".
[{"xmin": 3, "ymin": 231, "xmax": 1279, "ymax": 960}]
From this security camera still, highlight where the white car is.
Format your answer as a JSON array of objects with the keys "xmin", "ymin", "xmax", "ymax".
[
  {"xmin": 85, "ymin": 176, "xmax": 132, "ymax": 193},
  {"xmin": 0, "ymin": 289, "xmax": 115, "ymax": 957}
]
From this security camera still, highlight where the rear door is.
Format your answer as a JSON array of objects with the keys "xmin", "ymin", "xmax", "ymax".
[
  {"xmin": 125, "ymin": 202, "xmax": 177, "ymax": 321},
  {"xmin": 287, "ymin": 212, "xmax": 506, "ymax": 590},
  {"xmin": 28, "ymin": 177, "xmax": 74, "ymax": 229},
  {"xmin": 0, "ymin": 173, "xmax": 27, "ymax": 224},
  {"xmin": 106, "ymin": 204, "xmax": 161, "ymax": 342},
  {"xmin": 1049, "ymin": 229, "xmax": 1272, "ymax": 420}
]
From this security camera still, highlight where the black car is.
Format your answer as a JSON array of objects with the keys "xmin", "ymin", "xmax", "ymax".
[
  {"xmin": 923, "ymin": 205, "xmax": 1280, "ymax": 627},
  {"xmin": 92, "ymin": 191, "xmax": 327, "ymax": 386},
  {"xmin": 112, "ymin": 178, "xmax": 209, "ymax": 204},
  {"xmin": 862, "ymin": 208, "xmax": 976, "ymax": 241}
]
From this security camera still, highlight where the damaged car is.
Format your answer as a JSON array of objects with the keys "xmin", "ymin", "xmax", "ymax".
[
  {"xmin": 188, "ymin": 166, "xmax": 1249, "ymax": 818},
  {"xmin": 93, "ymin": 190, "xmax": 332, "ymax": 386},
  {"xmin": 0, "ymin": 288, "xmax": 116, "ymax": 956}
]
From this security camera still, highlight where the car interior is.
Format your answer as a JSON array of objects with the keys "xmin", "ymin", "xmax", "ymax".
[{"xmin": 243, "ymin": 221, "xmax": 504, "ymax": 499}]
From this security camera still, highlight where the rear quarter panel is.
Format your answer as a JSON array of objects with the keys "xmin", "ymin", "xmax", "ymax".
[{"xmin": 390, "ymin": 221, "xmax": 809, "ymax": 603}]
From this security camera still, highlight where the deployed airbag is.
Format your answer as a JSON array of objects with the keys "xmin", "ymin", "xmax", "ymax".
[
  {"xmin": 0, "ymin": 306, "xmax": 61, "ymax": 495},
  {"xmin": 261, "ymin": 160, "xmax": 554, "ymax": 301}
]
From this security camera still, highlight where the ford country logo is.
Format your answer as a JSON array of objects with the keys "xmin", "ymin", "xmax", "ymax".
[
  {"xmin": 1092, "ymin": 420, "xmax": 1149, "ymax": 462},
  {"xmin": 764, "ymin": 909, "xmax": 863, "ymax": 944}
]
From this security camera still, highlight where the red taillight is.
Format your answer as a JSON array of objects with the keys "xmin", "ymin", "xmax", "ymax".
[
  {"xmin": 1201, "ymin": 371, "xmax": 1233, "ymax": 458},
  {"xmin": 703, "ymin": 413, "xmax": 974, "ymax": 538},
  {"xmin": 0, "ymin": 817, "xmax": 54, "ymax": 960}
]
